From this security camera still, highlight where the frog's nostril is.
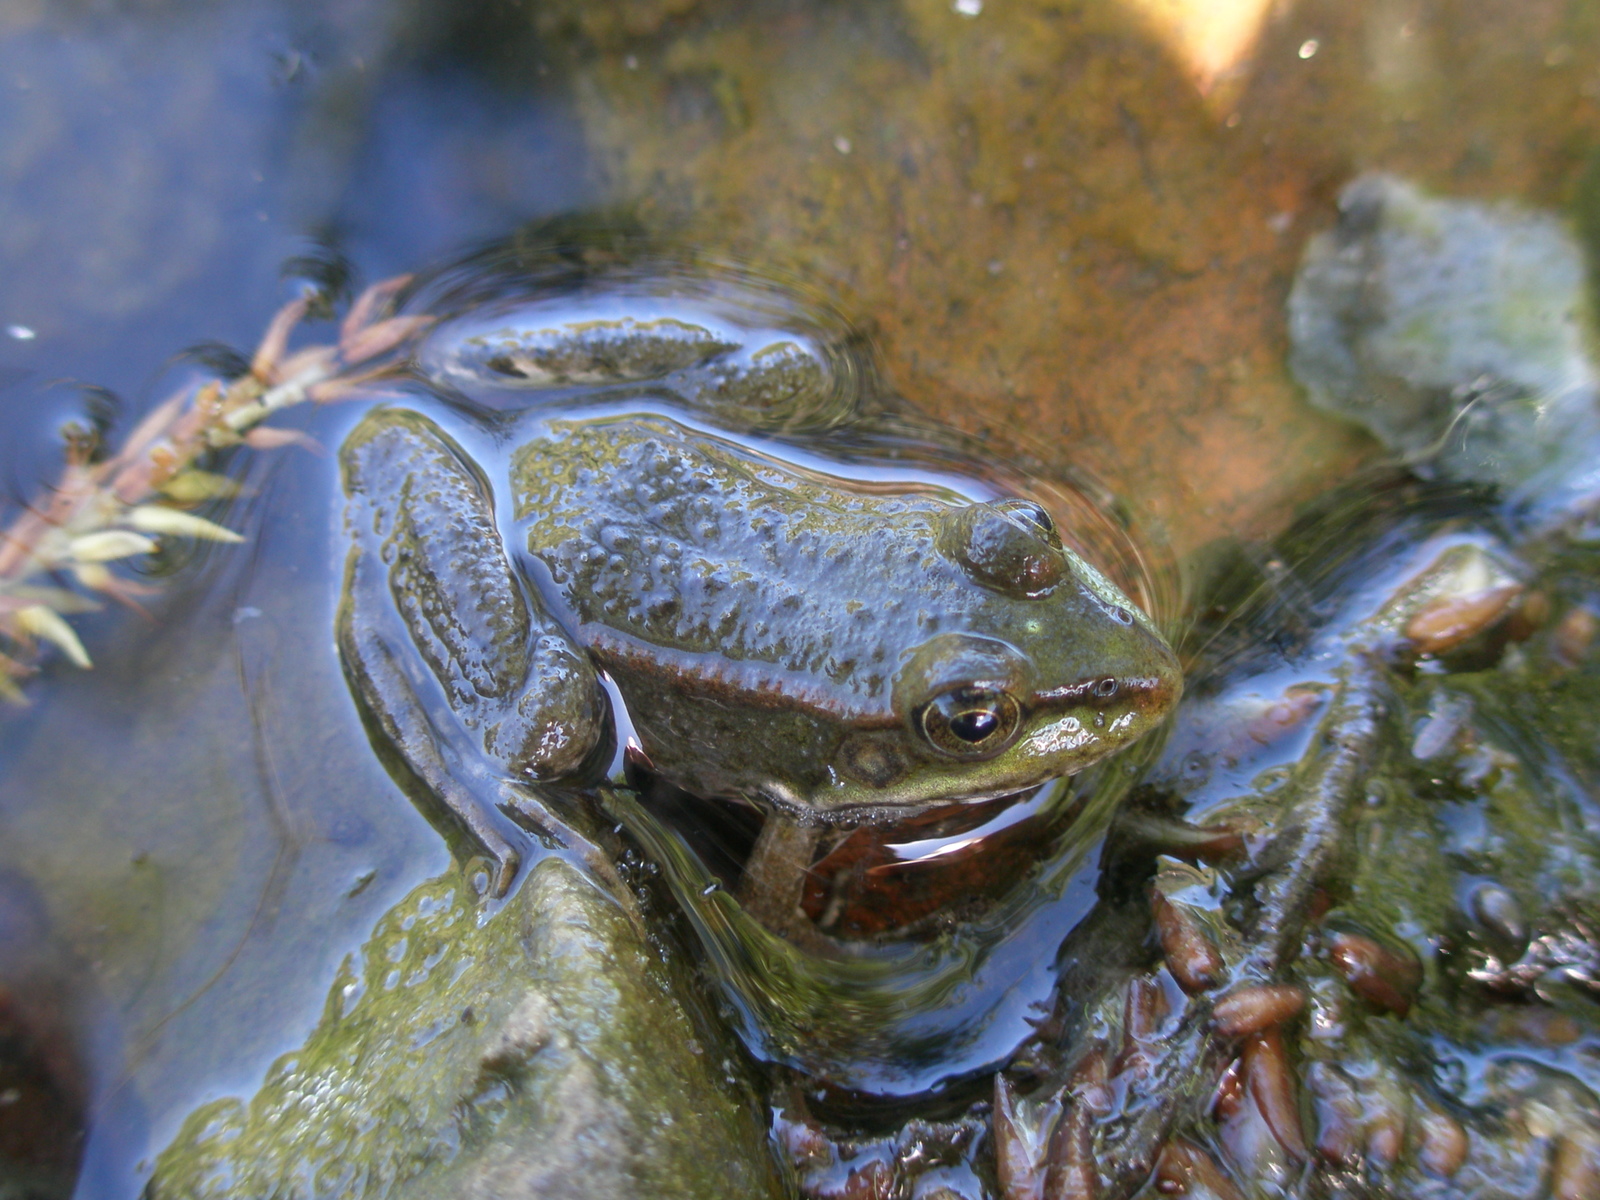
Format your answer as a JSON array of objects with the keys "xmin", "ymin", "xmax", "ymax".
[{"xmin": 1094, "ymin": 677, "xmax": 1119, "ymax": 699}]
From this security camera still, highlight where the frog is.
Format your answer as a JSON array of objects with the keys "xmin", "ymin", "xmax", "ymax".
[{"xmin": 335, "ymin": 273, "xmax": 1182, "ymax": 900}]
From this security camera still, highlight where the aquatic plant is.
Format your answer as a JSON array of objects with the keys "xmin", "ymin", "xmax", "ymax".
[{"xmin": 0, "ymin": 277, "xmax": 430, "ymax": 701}]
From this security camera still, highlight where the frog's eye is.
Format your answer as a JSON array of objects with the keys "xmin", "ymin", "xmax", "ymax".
[
  {"xmin": 917, "ymin": 686, "xmax": 1023, "ymax": 758},
  {"xmin": 993, "ymin": 499, "xmax": 1059, "ymax": 546},
  {"xmin": 937, "ymin": 501, "xmax": 1065, "ymax": 598}
]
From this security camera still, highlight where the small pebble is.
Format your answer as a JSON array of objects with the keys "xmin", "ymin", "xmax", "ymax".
[
  {"xmin": 1326, "ymin": 931, "xmax": 1422, "ymax": 1017},
  {"xmin": 1213, "ymin": 985, "xmax": 1306, "ymax": 1036},
  {"xmin": 1469, "ymin": 882, "xmax": 1527, "ymax": 952},
  {"xmin": 1553, "ymin": 1127, "xmax": 1600, "ymax": 1200},
  {"xmin": 1416, "ymin": 1108, "xmax": 1468, "ymax": 1178},
  {"xmin": 1405, "ymin": 585, "xmax": 1521, "ymax": 654},
  {"xmin": 1243, "ymin": 1029, "xmax": 1307, "ymax": 1161},
  {"xmin": 1552, "ymin": 606, "xmax": 1598, "ymax": 667},
  {"xmin": 1152, "ymin": 891, "xmax": 1224, "ymax": 994}
]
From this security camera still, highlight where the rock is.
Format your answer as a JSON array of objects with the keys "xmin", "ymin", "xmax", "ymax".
[
  {"xmin": 1288, "ymin": 173, "xmax": 1600, "ymax": 523},
  {"xmin": 147, "ymin": 856, "xmax": 785, "ymax": 1200}
]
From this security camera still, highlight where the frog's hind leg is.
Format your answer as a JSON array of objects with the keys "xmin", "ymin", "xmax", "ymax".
[
  {"xmin": 337, "ymin": 408, "xmax": 610, "ymax": 895},
  {"xmin": 420, "ymin": 291, "xmax": 866, "ymax": 434},
  {"xmin": 679, "ymin": 329, "xmax": 863, "ymax": 435}
]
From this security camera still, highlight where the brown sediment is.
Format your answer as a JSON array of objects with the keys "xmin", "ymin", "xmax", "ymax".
[
  {"xmin": 1553, "ymin": 1127, "xmax": 1600, "ymax": 1200},
  {"xmin": 1505, "ymin": 589, "xmax": 1550, "ymax": 641},
  {"xmin": 1415, "ymin": 1107, "xmax": 1468, "ymax": 1178},
  {"xmin": 1114, "ymin": 976, "xmax": 1171, "ymax": 1079},
  {"xmin": 1239, "ymin": 687, "xmax": 1324, "ymax": 746},
  {"xmin": 1403, "ymin": 584, "xmax": 1522, "ymax": 654},
  {"xmin": 1042, "ymin": 1098, "xmax": 1099, "ymax": 1200},
  {"xmin": 1210, "ymin": 1058, "xmax": 1246, "ymax": 1122},
  {"xmin": 1305, "ymin": 1062, "xmax": 1362, "ymax": 1166},
  {"xmin": 993, "ymin": 1074, "xmax": 1052, "ymax": 1200},
  {"xmin": 1153, "ymin": 1140, "xmax": 1246, "ymax": 1200},
  {"xmin": 1212, "ymin": 985, "xmax": 1305, "ymax": 1036},
  {"xmin": 1240, "ymin": 1029, "xmax": 1307, "ymax": 1162},
  {"xmin": 1552, "ymin": 606, "xmax": 1599, "ymax": 668},
  {"xmin": 1364, "ymin": 1105, "xmax": 1405, "ymax": 1170},
  {"xmin": 1325, "ymin": 930, "xmax": 1422, "ymax": 1017}
]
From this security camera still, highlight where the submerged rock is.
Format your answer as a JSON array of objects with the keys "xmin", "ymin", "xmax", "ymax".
[
  {"xmin": 147, "ymin": 855, "xmax": 784, "ymax": 1200},
  {"xmin": 1289, "ymin": 173, "xmax": 1600, "ymax": 523}
]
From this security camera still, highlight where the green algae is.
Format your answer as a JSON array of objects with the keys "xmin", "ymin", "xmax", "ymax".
[{"xmin": 149, "ymin": 855, "xmax": 784, "ymax": 1200}]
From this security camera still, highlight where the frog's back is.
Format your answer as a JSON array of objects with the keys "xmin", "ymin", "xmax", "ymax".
[{"xmin": 513, "ymin": 414, "xmax": 964, "ymax": 716}]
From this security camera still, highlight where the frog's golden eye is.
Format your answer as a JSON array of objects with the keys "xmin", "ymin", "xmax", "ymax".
[{"xmin": 917, "ymin": 685, "xmax": 1023, "ymax": 758}]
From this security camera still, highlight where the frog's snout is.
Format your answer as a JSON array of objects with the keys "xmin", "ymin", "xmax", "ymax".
[
  {"xmin": 1117, "ymin": 667, "xmax": 1183, "ymax": 724},
  {"xmin": 1037, "ymin": 660, "xmax": 1181, "ymax": 729}
]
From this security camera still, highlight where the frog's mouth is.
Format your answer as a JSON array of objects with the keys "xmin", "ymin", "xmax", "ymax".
[{"xmin": 735, "ymin": 678, "xmax": 1175, "ymax": 829}]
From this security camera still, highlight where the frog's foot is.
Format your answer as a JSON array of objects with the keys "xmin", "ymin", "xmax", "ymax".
[
  {"xmin": 773, "ymin": 1088, "xmax": 988, "ymax": 1200},
  {"xmin": 338, "ymin": 619, "xmax": 523, "ymax": 897},
  {"xmin": 418, "ymin": 283, "xmax": 861, "ymax": 434},
  {"xmin": 498, "ymin": 784, "xmax": 636, "ymax": 922}
]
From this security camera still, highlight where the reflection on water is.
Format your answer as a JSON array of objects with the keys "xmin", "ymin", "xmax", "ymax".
[
  {"xmin": 0, "ymin": 0, "xmax": 1597, "ymax": 1197},
  {"xmin": 618, "ymin": 770, "xmax": 1129, "ymax": 1099}
]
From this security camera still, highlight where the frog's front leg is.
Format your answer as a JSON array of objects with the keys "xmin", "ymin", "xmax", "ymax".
[{"xmin": 337, "ymin": 408, "xmax": 609, "ymax": 895}]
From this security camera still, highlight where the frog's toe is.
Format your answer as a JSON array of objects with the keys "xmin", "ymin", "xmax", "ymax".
[{"xmin": 483, "ymin": 837, "xmax": 521, "ymax": 900}]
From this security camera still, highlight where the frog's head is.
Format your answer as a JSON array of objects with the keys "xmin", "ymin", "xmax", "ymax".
[{"xmin": 792, "ymin": 498, "xmax": 1182, "ymax": 819}]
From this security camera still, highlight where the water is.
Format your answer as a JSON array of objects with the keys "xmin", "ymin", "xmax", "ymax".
[{"xmin": 2, "ymin": 2, "xmax": 1599, "ymax": 1197}]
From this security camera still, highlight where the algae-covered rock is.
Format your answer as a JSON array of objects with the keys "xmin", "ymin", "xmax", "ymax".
[{"xmin": 148, "ymin": 855, "xmax": 785, "ymax": 1200}]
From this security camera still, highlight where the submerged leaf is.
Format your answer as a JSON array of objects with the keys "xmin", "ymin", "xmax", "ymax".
[
  {"xmin": 68, "ymin": 530, "xmax": 157, "ymax": 562},
  {"xmin": 72, "ymin": 563, "xmax": 113, "ymax": 592},
  {"xmin": 14, "ymin": 604, "xmax": 91, "ymax": 668},
  {"xmin": 160, "ymin": 470, "xmax": 242, "ymax": 503},
  {"xmin": 127, "ymin": 506, "xmax": 243, "ymax": 543},
  {"xmin": 0, "ymin": 586, "xmax": 100, "ymax": 614},
  {"xmin": 242, "ymin": 426, "xmax": 319, "ymax": 452}
]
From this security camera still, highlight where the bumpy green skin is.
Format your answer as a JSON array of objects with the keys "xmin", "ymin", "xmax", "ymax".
[{"xmin": 147, "ymin": 857, "xmax": 784, "ymax": 1200}]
